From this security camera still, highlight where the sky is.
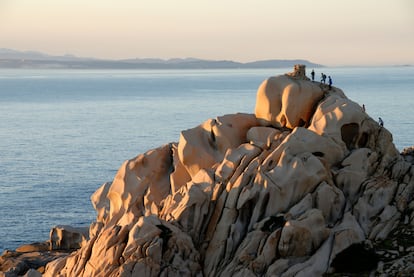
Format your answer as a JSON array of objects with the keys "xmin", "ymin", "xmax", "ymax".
[{"xmin": 0, "ymin": 0, "xmax": 413, "ymax": 66}]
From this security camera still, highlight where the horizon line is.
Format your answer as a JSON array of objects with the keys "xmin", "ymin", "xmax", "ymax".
[{"xmin": 0, "ymin": 48, "xmax": 412, "ymax": 68}]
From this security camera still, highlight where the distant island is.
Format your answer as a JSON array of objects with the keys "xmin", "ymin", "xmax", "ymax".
[{"xmin": 0, "ymin": 48, "xmax": 323, "ymax": 69}]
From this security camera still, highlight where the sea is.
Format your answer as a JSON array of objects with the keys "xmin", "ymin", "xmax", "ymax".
[{"xmin": 0, "ymin": 66, "xmax": 413, "ymax": 253}]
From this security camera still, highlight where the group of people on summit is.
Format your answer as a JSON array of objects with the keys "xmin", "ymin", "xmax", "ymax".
[
  {"xmin": 310, "ymin": 69, "xmax": 332, "ymax": 90},
  {"xmin": 310, "ymin": 69, "xmax": 384, "ymax": 127}
]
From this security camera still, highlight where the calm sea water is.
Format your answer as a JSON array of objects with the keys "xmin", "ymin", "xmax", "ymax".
[{"xmin": 0, "ymin": 67, "xmax": 413, "ymax": 252}]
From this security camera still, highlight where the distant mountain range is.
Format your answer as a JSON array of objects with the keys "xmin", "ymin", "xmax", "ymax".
[{"xmin": 0, "ymin": 48, "xmax": 323, "ymax": 69}]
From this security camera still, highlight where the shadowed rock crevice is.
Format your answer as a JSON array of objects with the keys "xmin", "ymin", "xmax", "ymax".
[
  {"xmin": 341, "ymin": 123, "xmax": 360, "ymax": 149},
  {"xmin": 261, "ymin": 215, "xmax": 286, "ymax": 233},
  {"xmin": 156, "ymin": 224, "xmax": 172, "ymax": 254},
  {"xmin": 331, "ymin": 243, "xmax": 379, "ymax": 273}
]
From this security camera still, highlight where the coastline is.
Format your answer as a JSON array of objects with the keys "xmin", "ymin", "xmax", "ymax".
[{"xmin": 1, "ymin": 66, "xmax": 414, "ymax": 270}]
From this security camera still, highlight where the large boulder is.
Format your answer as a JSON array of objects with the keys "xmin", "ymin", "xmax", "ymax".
[
  {"xmin": 49, "ymin": 225, "xmax": 89, "ymax": 251},
  {"xmin": 254, "ymin": 72, "xmax": 324, "ymax": 129}
]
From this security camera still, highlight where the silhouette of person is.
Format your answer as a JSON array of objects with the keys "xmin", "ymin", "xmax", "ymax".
[
  {"xmin": 321, "ymin": 73, "xmax": 326, "ymax": 84},
  {"xmin": 311, "ymin": 69, "xmax": 315, "ymax": 82},
  {"xmin": 362, "ymin": 104, "xmax": 366, "ymax": 112},
  {"xmin": 328, "ymin": 76, "xmax": 332, "ymax": 89},
  {"xmin": 378, "ymin": 117, "xmax": 384, "ymax": 127}
]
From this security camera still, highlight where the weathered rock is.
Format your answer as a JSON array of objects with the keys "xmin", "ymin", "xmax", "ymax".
[
  {"xmin": 22, "ymin": 268, "xmax": 42, "ymax": 277},
  {"xmin": 49, "ymin": 225, "xmax": 89, "ymax": 250},
  {"xmin": 90, "ymin": 181, "xmax": 111, "ymax": 223},
  {"xmin": 178, "ymin": 113, "xmax": 258, "ymax": 179},
  {"xmin": 401, "ymin": 146, "xmax": 414, "ymax": 165},
  {"xmin": 106, "ymin": 143, "xmax": 174, "ymax": 225},
  {"xmin": 15, "ymin": 242, "xmax": 49, "ymax": 253},
  {"xmin": 4, "ymin": 66, "xmax": 412, "ymax": 277},
  {"xmin": 278, "ymin": 209, "xmax": 330, "ymax": 257},
  {"xmin": 0, "ymin": 248, "xmax": 69, "ymax": 277},
  {"xmin": 255, "ymin": 74, "xmax": 324, "ymax": 129}
]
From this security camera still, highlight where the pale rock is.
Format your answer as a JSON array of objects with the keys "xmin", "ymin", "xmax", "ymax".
[
  {"xmin": 311, "ymin": 94, "xmax": 400, "ymax": 173},
  {"xmin": 49, "ymin": 225, "xmax": 89, "ymax": 250},
  {"xmin": 160, "ymin": 169, "xmax": 215, "ymax": 244},
  {"xmin": 329, "ymin": 212, "xmax": 365, "ymax": 266},
  {"xmin": 209, "ymin": 200, "xmax": 257, "ymax": 274},
  {"xmin": 169, "ymin": 142, "xmax": 191, "ymax": 194},
  {"xmin": 369, "ymin": 205, "xmax": 401, "ymax": 240},
  {"xmin": 314, "ymin": 182, "xmax": 345, "ymax": 225},
  {"xmin": 121, "ymin": 216, "xmax": 163, "ymax": 260},
  {"xmin": 262, "ymin": 127, "xmax": 344, "ymax": 170},
  {"xmin": 203, "ymin": 143, "xmax": 265, "ymax": 274},
  {"xmin": 402, "ymin": 170, "xmax": 412, "ymax": 186},
  {"xmin": 47, "ymin": 216, "xmax": 202, "ymax": 276},
  {"xmin": 335, "ymin": 148, "xmax": 378, "ymax": 202},
  {"xmin": 89, "ymin": 221, "xmax": 103, "ymax": 239},
  {"xmin": 203, "ymin": 206, "xmax": 237, "ymax": 275},
  {"xmin": 246, "ymin": 126, "xmax": 281, "ymax": 149},
  {"xmin": 374, "ymin": 127, "xmax": 401, "ymax": 174},
  {"xmin": 250, "ymin": 129, "xmax": 333, "ymax": 218},
  {"xmin": 220, "ymin": 217, "xmax": 284, "ymax": 276},
  {"xmin": 44, "ymin": 256, "xmax": 67, "ymax": 277},
  {"xmin": 90, "ymin": 181, "xmax": 111, "ymax": 223},
  {"xmin": 278, "ymin": 209, "xmax": 330, "ymax": 257},
  {"xmin": 215, "ymin": 143, "xmax": 262, "ymax": 184},
  {"xmin": 178, "ymin": 113, "xmax": 258, "ymax": 178},
  {"xmin": 309, "ymin": 94, "xmax": 363, "ymax": 148},
  {"xmin": 395, "ymin": 182, "xmax": 414, "ymax": 212},
  {"xmin": 265, "ymin": 259, "xmax": 291, "ymax": 277},
  {"xmin": 286, "ymin": 193, "xmax": 313, "ymax": 219},
  {"xmin": 251, "ymin": 228, "xmax": 282, "ymax": 273},
  {"xmin": 281, "ymin": 234, "xmax": 333, "ymax": 277},
  {"xmin": 391, "ymin": 158, "xmax": 411, "ymax": 180},
  {"xmin": 106, "ymin": 144, "xmax": 173, "ymax": 224},
  {"xmin": 220, "ymin": 229, "xmax": 268, "ymax": 276},
  {"xmin": 353, "ymin": 178, "xmax": 398, "ymax": 235},
  {"xmin": 15, "ymin": 242, "xmax": 49, "ymax": 253},
  {"xmin": 340, "ymin": 148, "xmax": 377, "ymax": 174},
  {"xmin": 0, "ymin": 249, "xmax": 69, "ymax": 277},
  {"xmin": 232, "ymin": 268, "xmax": 257, "ymax": 277},
  {"xmin": 255, "ymin": 75, "xmax": 324, "ymax": 128}
]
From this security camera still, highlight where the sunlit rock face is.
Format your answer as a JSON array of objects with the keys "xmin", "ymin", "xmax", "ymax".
[
  {"xmin": 44, "ymin": 66, "xmax": 414, "ymax": 276},
  {"xmin": 254, "ymin": 70, "xmax": 324, "ymax": 129}
]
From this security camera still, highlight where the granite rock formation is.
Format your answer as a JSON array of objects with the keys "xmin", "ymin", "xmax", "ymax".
[
  {"xmin": 44, "ymin": 66, "xmax": 414, "ymax": 276},
  {"xmin": 2, "ymin": 66, "xmax": 413, "ymax": 276}
]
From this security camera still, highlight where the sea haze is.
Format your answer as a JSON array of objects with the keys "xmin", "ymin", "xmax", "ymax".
[{"xmin": 0, "ymin": 67, "xmax": 413, "ymax": 252}]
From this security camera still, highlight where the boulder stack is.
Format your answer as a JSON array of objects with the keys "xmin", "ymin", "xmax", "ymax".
[
  {"xmin": 44, "ymin": 66, "xmax": 414, "ymax": 276},
  {"xmin": 3, "ymin": 66, "xmax": 413, "ymax": 276}
]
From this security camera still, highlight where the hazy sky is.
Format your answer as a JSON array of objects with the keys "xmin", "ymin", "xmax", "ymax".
[{"xmin": 1, "ymin": 0, "xmax": 413, "ymax": 65}]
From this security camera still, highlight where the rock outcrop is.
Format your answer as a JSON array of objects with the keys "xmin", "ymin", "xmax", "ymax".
[{"xmin": 2, "ymin": 66, "xmax": 413, "ymax": 276}]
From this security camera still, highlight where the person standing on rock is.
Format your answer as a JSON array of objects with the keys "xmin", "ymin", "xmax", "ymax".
[
  {"xmin": 328, "ymin": 76, "xmax": 332, "ymax": 89},
  {"xmin": 311, "ymin": 69, "xmax": 315, "ymax": 82},
  {"xmin": 379, "ymin": 117, "xmax": 384, "ymax": 127},
  {"xmin": 321, "ymin": 73, "xmax": 326, "ymax": 84}
]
